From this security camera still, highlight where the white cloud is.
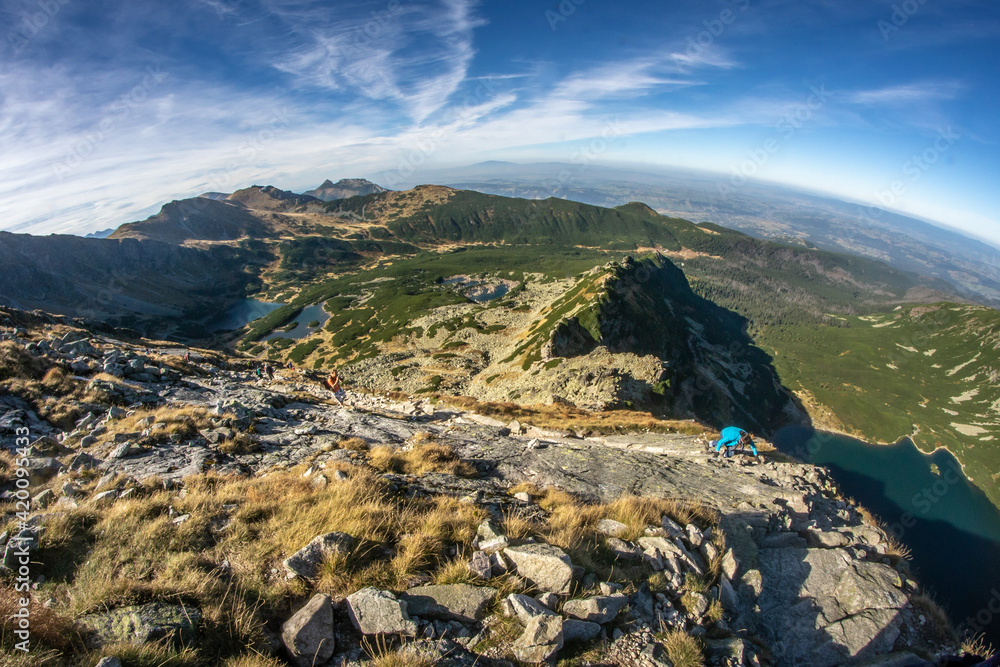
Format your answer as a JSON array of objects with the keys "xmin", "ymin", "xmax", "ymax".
[{"xmin": 844, "ymin": 82, "xmax": 962, "ymax": 106}]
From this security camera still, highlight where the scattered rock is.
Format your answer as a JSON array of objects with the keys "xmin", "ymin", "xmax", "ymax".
[
  {"xmin": 595, "ymin": 518, "xmax": 629, "ymax": 537},
  {"xmin": 403, "ymin": 584, "xmax": 496, "ymax": 624},
  {"xmin": 562, "ymin": 619, "xmax": 601, "ymax": 643},
  {"xmin": 78, "ymin": 602, "xmax": 202, "ymax": 648},
  {"xmin": 506, "ymin": 593, "xmax": 556, "ymax": 624},
  {"xmin": 503, "ymin": 543, "xmax": 575, "ymax": 594},
  {"xmin": 281, "ymin": 593, "xmax": 335, "ymax": 667},
  {"xmin": 346, "ymin": 587, "xmax": 418, "ymax": 636},
  {"xmin": 512, "ymin": 614, "xmax": 563, "ymax": 664},
  {"xmin": 561, "ymin": 594, "xmax": 628, "ymax": 624},
  {"xmin": 468, "ymin": 550, "xmax": 492, "ymax": 580},
  {"xmin": 283, "ymin": 532, "xmax": 355, "ymax": 580}
]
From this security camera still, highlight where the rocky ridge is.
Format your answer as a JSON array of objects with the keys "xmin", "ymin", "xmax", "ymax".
[{"xmin": 0, "ymin": 306, "xmax": 960, "ymax": 666}]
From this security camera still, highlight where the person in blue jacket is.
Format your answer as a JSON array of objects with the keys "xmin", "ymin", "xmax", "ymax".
[{"xmin": 712, "ymin": 426, "xmax": 758, "ymax": 460}]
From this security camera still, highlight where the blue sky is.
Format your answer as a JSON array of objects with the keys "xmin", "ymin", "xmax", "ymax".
[{"xmin": 1, "ymin": 0, "xmax": 998, "ymax": 243}]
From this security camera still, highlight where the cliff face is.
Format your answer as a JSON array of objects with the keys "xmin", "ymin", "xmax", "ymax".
[
  {"xmin": 548, "ymin": 256, "xmax": 805, "ymax": 435},
  {"xmin": 0, "ymin": 307, "xmax": 958, "ymax": 666}
]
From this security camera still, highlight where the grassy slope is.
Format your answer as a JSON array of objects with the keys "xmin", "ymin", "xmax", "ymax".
[{"xmin": 758, "ymin": 304, "xmax": 1000, "ymax": 505}]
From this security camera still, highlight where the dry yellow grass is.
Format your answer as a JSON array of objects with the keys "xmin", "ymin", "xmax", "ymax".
[
  {"xmin": 338, "ymin": 436, "xmax": 370, "ymax": 451},
  {"xmin": 657, "ymin": 628, "xmax": 704, "ymax": 667},
  {"xmin": 368, "ymin": 442, "xmax": 477, "ymax": 477},
  {"xmin": 962, "ymin": 633, "xmax": 996, "ymax": 659},
  {"xmin": 29, "ymin": 466, "xmax": 486, "ymax": 664}
]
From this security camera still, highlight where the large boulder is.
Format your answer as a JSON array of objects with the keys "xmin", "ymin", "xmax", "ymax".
[
  {"xmin": 503, "ymin": 543, "xmax": 574, "ymax": 594},
  {"xmin": 512, "ymin": 614, "xmax": 564, "ymax": 663},
  {"xmin": 756, "ymin": 547, "xmax": 910, "ymax": 667},
  {"xmin": 403, "ymin": 584, "xmax": 497, "ymax": 624},
  {"xmin": 282, "ymin": 532, "xmax": 355, "ymax": 580},
  {"xmin": 345, "ymin": 587, "xmax": 418, "ymax": 636},
  {"xmin": 561, "ymin": 594, "xmax": 628, "ymax": 624},
  {"xmin": 281, "ymin": 593, "xmax": 335, "ymax": 667},
  {"xmin": 78, "ymin": 602, "xmax": 201, "ymax": 647}
]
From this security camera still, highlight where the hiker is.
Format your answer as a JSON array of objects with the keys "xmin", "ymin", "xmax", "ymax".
[
  {"xmin": 184, "ymin": 351, "xmax": 190, "ymax": 363},
  {"xmin": 264, "ymin": 363, "xmax": 274, "ymax": 380},
  {"xmin": 325, "ymin": 369, "xmax": 347, "ymax": 406},
  {"xmin": 711, "ymin": 426, "xmax": 760, "ymax": 462}
]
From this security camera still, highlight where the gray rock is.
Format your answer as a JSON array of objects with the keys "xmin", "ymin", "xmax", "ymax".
[
  {"xmin": 606, "ymin": 536, "xmax": 644, "ymax": 563},
  {"xmin": 479, "ymin": 536, "xmax": 509, "ymax": 553},
  {"xmin": 283, "ymin": 531, "xmax": 355, "ymax": 580},
  {"xmin": 281, "ymin": 593, "xmax": 335, "ymax": 667},
  {"xmin": 661, "ymin": 516, "xmax": 685, "ymax": 538},
  {"xmin": 719, "ymin": 576, "xmax": 739, "ymax": 612},
  {"xmin": 94, "ymin": 658, "xmax": 122, "ymax": 667},
  {"xmin": 851, "ymin": 652, "xmax": 926, "ymax": 667},
  {"xmin": 562, "ymin": 619, "xmax": 601, "ymax": 643},
  {"xmin": 90, "ymin": 490, "xmax": 118, "ymax": 507},
  {"xmin": 78, "ymin": 602, "xmax": 201, "ymax": 647},
  {"xmin": 3, "ymin": 530, "xmax": 36, "ymax": 570},
  {"xmin": 32, "ymin": 488, "xmax": 55, "ymax": 509},
  {"xmin": 535, "ymin": 592, "xmax": 558, "ymax": 610},
  {"xmin": 806, "ymin": 528, "xmax": 851, "ymax": 549},
  {"xmin": 685, "ymin": 523, "xmax": 704, "ymax": 547},
  {"xmin": 512, "ymin": 614, "xmax": 563, "ymax": 663},
  {"xmin": 685, "ymin": 592, "xmax": 708, "ymax": 618},
  {"xmin": 595, "ymin": 518, "xmax": 629, "ymax": 537},
  {"xmin": 346, "ymin": 587, "xmax": 418, "ymax": 636},
  {"xmin": 756, "ymin": 547, "xmax": 910, "ymax": 667},
  {"xmin": 468, "ymin": 550, "xmax": 492, "ymax": 580},
  {"xmin": 704, "ymin": 637, "xmax": 745, "ymax": 665},
  {"xmin": 403, "ymin": 584, "xmax": 496, "ymax": 624},
  {"xmin": 503, "ymin": 543, "xmax": 574, "ymax": 594},
  {"xmin": 700, "ymin": 540, "xmax": 719, "ymax": 564},
  {"xmin": 506, "ymin": 593, "xmax": 557, "ymax": 624},
  {"xmin": 638, "ymin": 642, "xmax": 673, "ymax": 666},
  {"xmin": 514, "ymin": 491, "xmax": 531, "ymax": 502},
  {"xmin": 720, "ymin": 548, "xmax": 739, "ymax": 580},
  {"xmin": 561, "ymin": 594, "xmax": 628, "ymax": 624}
]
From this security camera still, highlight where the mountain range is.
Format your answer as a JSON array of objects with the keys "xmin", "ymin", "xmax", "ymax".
[{"xmin": 1, "ymin": 175, "xmax": 999, "ymax": 509}]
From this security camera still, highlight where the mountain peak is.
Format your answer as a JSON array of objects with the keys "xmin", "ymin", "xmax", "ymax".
[{"xmin": 305, "ymin": 178, "xmax": 389, "ymax": 201}]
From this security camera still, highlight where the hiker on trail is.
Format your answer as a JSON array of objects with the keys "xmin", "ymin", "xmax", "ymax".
[
  {"xmin": 325, "ymin": 369, "xmax": 347, "ymax": 406},
  {"xmin": 712, "ymin": 426, "xmax": 760, "ymax": 462},
  {"xmin": 184, "ymin": 351, "xmax": 190, "ymax": 363},
  {"xmin": 264, "ymin": 364, "xmax": 274, "ymax": 380}
]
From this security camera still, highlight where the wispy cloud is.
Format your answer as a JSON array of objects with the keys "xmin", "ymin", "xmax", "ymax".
[
  {"xmin": 268, "ymin": 0, "xmax": 485, "ymax": 122},
  {"xmin": 844, "ymin": 82, "xmax": 963, "ymax": 106}
]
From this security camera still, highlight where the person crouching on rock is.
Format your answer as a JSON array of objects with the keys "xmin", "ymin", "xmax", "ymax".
[
  {"xmin": 712, "ymin": 426, "xmax": 760, "ymax": 462},
  {"xmin": 325, "ymin": 369, "xmax": 347, "ymax": 406}
]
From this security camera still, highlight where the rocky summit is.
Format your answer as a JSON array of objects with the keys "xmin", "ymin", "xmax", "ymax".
[{"xmin": 0, "ymin": 305, "xmax": 964, "ymax": 665}]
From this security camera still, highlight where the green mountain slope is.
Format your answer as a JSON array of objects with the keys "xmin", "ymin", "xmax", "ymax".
[{"xmin": 759, "ymin": 304, "xmax": 1000, "ymax": 505}]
